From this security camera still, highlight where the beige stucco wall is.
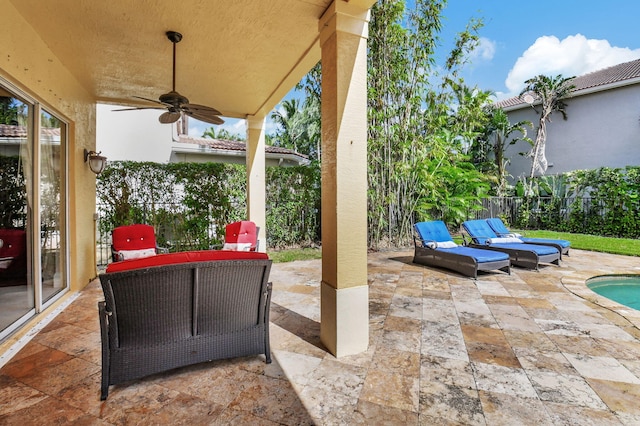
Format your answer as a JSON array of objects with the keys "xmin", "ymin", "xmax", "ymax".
[{"xmin": 1, "ymin": 0, "xmax": 99, "ymax": 292}]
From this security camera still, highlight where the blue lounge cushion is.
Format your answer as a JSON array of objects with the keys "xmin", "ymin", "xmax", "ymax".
[
  {"xmin": 461, "ymin": 219, "xmax": 498, "ymax": 245},
  {"xmin": 444, "ymin": 246, "xmax": 509, "ymax": 263},
  {"xmin": 520, "ymin": 237, "xmax": 571, "ymax": 248},
  {"xmin": 414, "ymin": 220, "xmax": 455, "ymax": 243},
  {"xmin": 485, "ymin": 242, "xmax": 558, "ymax": 256},
  {"xmin": 486, "ymin": 218, "xmax": 570, "ymax": 248}
]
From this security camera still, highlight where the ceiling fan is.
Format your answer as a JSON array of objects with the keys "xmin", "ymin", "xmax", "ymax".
[{"xmin": 115, "ymin": 31, "xmax": 224, "ymax": 125}]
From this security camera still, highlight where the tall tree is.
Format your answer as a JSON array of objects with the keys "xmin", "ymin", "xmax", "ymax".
[
  {"xmin": 366, "ymin": 0, "xmax": 489, "ymax": 248},
  {"xmin": 519, "ymin": 74, "xmax": 575, "ymax": 178},
  {"xmin": 479, "ymin": 107, "xmax": 532, "ymax": 196}
]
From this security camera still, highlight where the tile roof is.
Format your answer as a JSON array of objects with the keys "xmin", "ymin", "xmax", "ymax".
[
  {"xmin": 176, "ymin": 135, "xmax": 309, "ymax": 160},
  {"xmin": 0, "ymin": 124, "xmax": 61, "ymax": 138},
  {"xmin": 496, "ymin": 58, "xmax": 640, "ymax": 109}
]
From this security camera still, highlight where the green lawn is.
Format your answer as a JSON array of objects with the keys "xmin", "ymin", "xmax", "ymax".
[
  {"xmin": 267, "ymin": 247, "xmax": 322, "ymax": 263},
  {"xmin": 513, "ymin": 230, "xmax": 640, "ymax": 257},
  {"xmin": 270, "ymin": 231, "xmax": 640, "ymax": 262}
]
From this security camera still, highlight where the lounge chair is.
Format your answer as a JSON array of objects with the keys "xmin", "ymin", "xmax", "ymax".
[
  {"xmin": 461, "ymin": 219, "xmax": 560, "ymax": 270},
  {"xmin": 486, "ymin": 218, "xmax": 570, "ymax": 259},
  {"xmin": 413, "ymin": 221, "xmax": 510, "ymax": 279}
]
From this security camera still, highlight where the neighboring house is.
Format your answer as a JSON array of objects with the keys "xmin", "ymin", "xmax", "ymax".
[
  {"xmin": 171, "ymin": 135, "xmax": 309, "ymax": 167},
  {"xmin": 96, "ymin": 105, "xmax": 309, "ymax": 166},
  {"xmin": 498, "ymin": 59, "xmax": 640, "ymax": 181}
]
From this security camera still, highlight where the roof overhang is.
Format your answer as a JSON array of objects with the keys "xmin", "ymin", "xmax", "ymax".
[{"xmin": 8, "ymin": 0, "xmax": 344, "ymax": 120}]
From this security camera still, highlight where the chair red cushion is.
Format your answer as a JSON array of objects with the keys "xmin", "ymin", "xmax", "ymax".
[
  {"xmin": 105, "ymin": 250, "xmax": 269, "ymax": 273},
  {"xmin": 0, "ymin": 229, "xmax": 26, "ymax": 258},
  {"xmin": 225, "ymin": 221, "xmax": 257, "ymax": 246},
  {"xmin": 112, "ymin": 224, "xmax": 157, "ymax": 251}
]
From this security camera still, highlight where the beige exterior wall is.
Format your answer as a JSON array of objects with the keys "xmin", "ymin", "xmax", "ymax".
[
  {"xmin": 318, "ymin": 1, "xmax": 370, "ymax": 357},
  {"xmin": 1, "ymin": 0, "xmax": 99, "ymax": 292},
  {"xmin": 246, "ymin": 116, "xmax": 267, "ymax": 251}
]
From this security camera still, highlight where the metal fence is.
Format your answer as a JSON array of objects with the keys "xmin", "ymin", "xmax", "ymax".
[
  {"xmin": 96, "ymin": 196, "xmax": 614, "ymax": 265},
  {"xmin": 472, "ymin": 196, "xmax": 604, "ymax": 228}
]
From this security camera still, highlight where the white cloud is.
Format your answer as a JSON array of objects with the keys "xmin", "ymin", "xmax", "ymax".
[
  {"xmin": 471, "ymin": 37, "xmax": 496, "ymax": 61},
  {"xmin": 504, "ymin": 34, "xmax": 640, "ymax": 96}
]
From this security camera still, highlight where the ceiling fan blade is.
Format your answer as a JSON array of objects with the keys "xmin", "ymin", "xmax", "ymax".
[
  {"xmin": 182, "ymin": 103, "xmax": 222, "ymax": 116},
  {"xmin": 159, "ymin": 111, "xmax": 181, "ymax": 124},
  {"xmin": 112, "ymin": 106, "xmax": 164, "ymax": 112},
  {"xmin": 132, "ymin": 95, "xmax": 168, "ymax": 106},
  {"xmin": 185, "ymin": 110, "xmax": 224, "ymax": 125}
]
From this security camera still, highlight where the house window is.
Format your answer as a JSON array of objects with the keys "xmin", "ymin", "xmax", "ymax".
[{"xmin": 0, "ymin": 79, "xmax": 68, "ymax": 341}]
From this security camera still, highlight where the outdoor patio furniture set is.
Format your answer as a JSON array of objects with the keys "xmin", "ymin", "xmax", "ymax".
[
  {"xmin": 98, "ymin": 221, "xmax": 271, "ymax": 400},
  {"xmin": 413, "ymin": 219, "xmax": 571, "ymax": 279}
]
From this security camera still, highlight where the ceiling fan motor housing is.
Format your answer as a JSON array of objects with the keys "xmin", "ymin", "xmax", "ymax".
[{"xmin": 159, "ymin": 90, "xmax": 189, "ymax": 106}]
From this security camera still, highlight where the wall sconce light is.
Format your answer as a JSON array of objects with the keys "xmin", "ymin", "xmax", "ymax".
[{"xmin": 84, "ymin": 149, "xmax": 107, "ymax": 175}]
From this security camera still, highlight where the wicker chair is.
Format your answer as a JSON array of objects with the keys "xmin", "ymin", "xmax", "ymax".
[{"xmin": 98, "ymin": 251, "xmax": 272, "ymax": 400}]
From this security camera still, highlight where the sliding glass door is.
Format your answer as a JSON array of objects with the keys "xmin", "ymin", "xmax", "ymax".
[{"xmin": 0, "ymin": 80, "xmax": 68, "ymax": 340}]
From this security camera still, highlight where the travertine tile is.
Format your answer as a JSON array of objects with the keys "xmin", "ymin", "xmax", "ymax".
[
  {"xmin": 586, "ymin": 378, "xmax": 640, "ymax": 416},
  {"xmin": 0, "ymin": 374, "xmax": 48, "ymax": 416},
  {"xmin": 543, "ymin": 401, "xmax": 623, "ymax": 426},
  {"xmin": 422, "ymin": 320, "xmax": 468, "ymax": 361},
  {"xmin": 2, "ymin": 250, "xmax": 640, "ymax": 424},
  {"xmin": 527, "ymin": 370, "xmax": 608, "ymax": 409},
  {"xmin": 227, "ymin": 374, "xmax": 314, "ymax": 425},
  {"xmin": 419, "ymin": 381, "xmax": 484, "ymax": 425},
  {"xmin": 360, "ymin": 369, "xmax": 419, "ymax": 412},
  {"xmin": 564, "ymin": 353, "xmax": 640, "ymax": 384},
  {"xmin": 471, "ymin": 363, "xmax": 537, "ymax": 398}
]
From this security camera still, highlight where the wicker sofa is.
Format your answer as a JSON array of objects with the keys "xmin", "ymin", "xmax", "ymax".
[{"xmin": 98, "ymin": 250, "xmax": 273, "ymax": 400}]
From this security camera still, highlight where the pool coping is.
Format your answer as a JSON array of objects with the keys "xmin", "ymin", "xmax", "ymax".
[{"xmin": 562, "ymin": 273, "xmax": 640, "ymax": 330}]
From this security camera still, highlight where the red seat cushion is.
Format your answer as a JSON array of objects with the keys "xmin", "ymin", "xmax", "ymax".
[
  {"xmin": 112, "ymin": 224, "xmax": 157, "ymax": 251},
  {"xmin": 105, "ymin": 250, "xmax": 269, "ymax": 273},
  {"xmin": 0, "ymin": 229, "xmax": 26, "ymax": 258}
]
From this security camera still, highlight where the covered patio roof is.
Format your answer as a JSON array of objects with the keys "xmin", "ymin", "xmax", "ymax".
[{"xmin": 9, "ymin": 0, "xmax": 337, "ymax": 119}]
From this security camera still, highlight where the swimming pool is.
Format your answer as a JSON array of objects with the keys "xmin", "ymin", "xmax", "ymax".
[{"xmin": 587, "ymin": 275, "xmax": 640, "ymax": 311}]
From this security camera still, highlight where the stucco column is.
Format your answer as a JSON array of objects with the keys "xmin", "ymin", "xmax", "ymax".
[
  {"xmin": 245, "ymin": 116, "xmax": 267, "ymax": 251},
  {"xmin": 318, "ymin": 1, "xmax": 370, "ymax": 357}
]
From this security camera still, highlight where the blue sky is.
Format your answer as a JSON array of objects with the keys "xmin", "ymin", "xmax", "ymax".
[
  {"xmin": 439, "ymin": 0, "xmax": 640, "ymax": 98},
  {"xmin": 212, "ymin": 0, "xmax": 640, "ymax": 137}
]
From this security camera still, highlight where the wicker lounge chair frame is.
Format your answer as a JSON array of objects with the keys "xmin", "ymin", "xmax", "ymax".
[
  {"xmin": 462, "ymin": 220, "xmax": 560, "ymax": 270},
  {"xmin": 486, "ymin": 218, "xmax": 570, "ymax": 259},
  {"xmin": 98, "ymin": 258, "xmax": 272, "ymax": 400},
  {"xmin": 413, "ymin": 221, "xmax": 511, "ymax": 279}
]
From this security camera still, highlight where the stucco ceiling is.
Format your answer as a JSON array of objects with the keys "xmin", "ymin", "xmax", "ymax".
[{"xmin": 9, "ymin": 0, "xmax": 340, "ymax": 120}]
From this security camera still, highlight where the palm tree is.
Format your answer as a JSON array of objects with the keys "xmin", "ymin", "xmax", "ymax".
[
  {"xmin": 484, "ymin": 107, "xmax": 532, "ymax": 195},
  {"xmin": 270, "ymin": 98, "xmax": 304, "ymax": 152},
  {"xmin": 519, "ymin": 74, "xmax": 575, "ymax": 179}
]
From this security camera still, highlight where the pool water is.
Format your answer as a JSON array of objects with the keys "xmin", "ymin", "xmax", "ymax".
[{"xmin": 587, "ymin": 275, "xmax": 640, "ymax": 311}]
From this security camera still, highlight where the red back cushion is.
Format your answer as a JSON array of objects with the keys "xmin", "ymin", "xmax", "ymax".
[
  {"xmin": 225, "ymin": 221, "xmax": 257, "ymax": 245},
  {"xmin": 0, "ymin": 229, "xmax": 26, "ymax": 258},
  {"xmin": 112, "ymin": 224, "xmax": 157, "ymax": 251},
  {"xmin": 105, "ymin": 250, "xmax": 269, "ymax": 273}
]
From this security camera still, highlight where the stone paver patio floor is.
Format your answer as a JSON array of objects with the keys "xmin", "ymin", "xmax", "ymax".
[{"xmin": 1, "ymin": 249, "xmax": 640, "ymax": 424}]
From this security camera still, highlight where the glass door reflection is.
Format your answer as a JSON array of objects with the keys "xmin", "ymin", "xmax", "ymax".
[
  {"xmin": 0, "ymin": 91, "xmax": 34, "ymax": 335},
  {"xmin": 40, "ymin": 110, "xmax": 65, "ymax": 303}
]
